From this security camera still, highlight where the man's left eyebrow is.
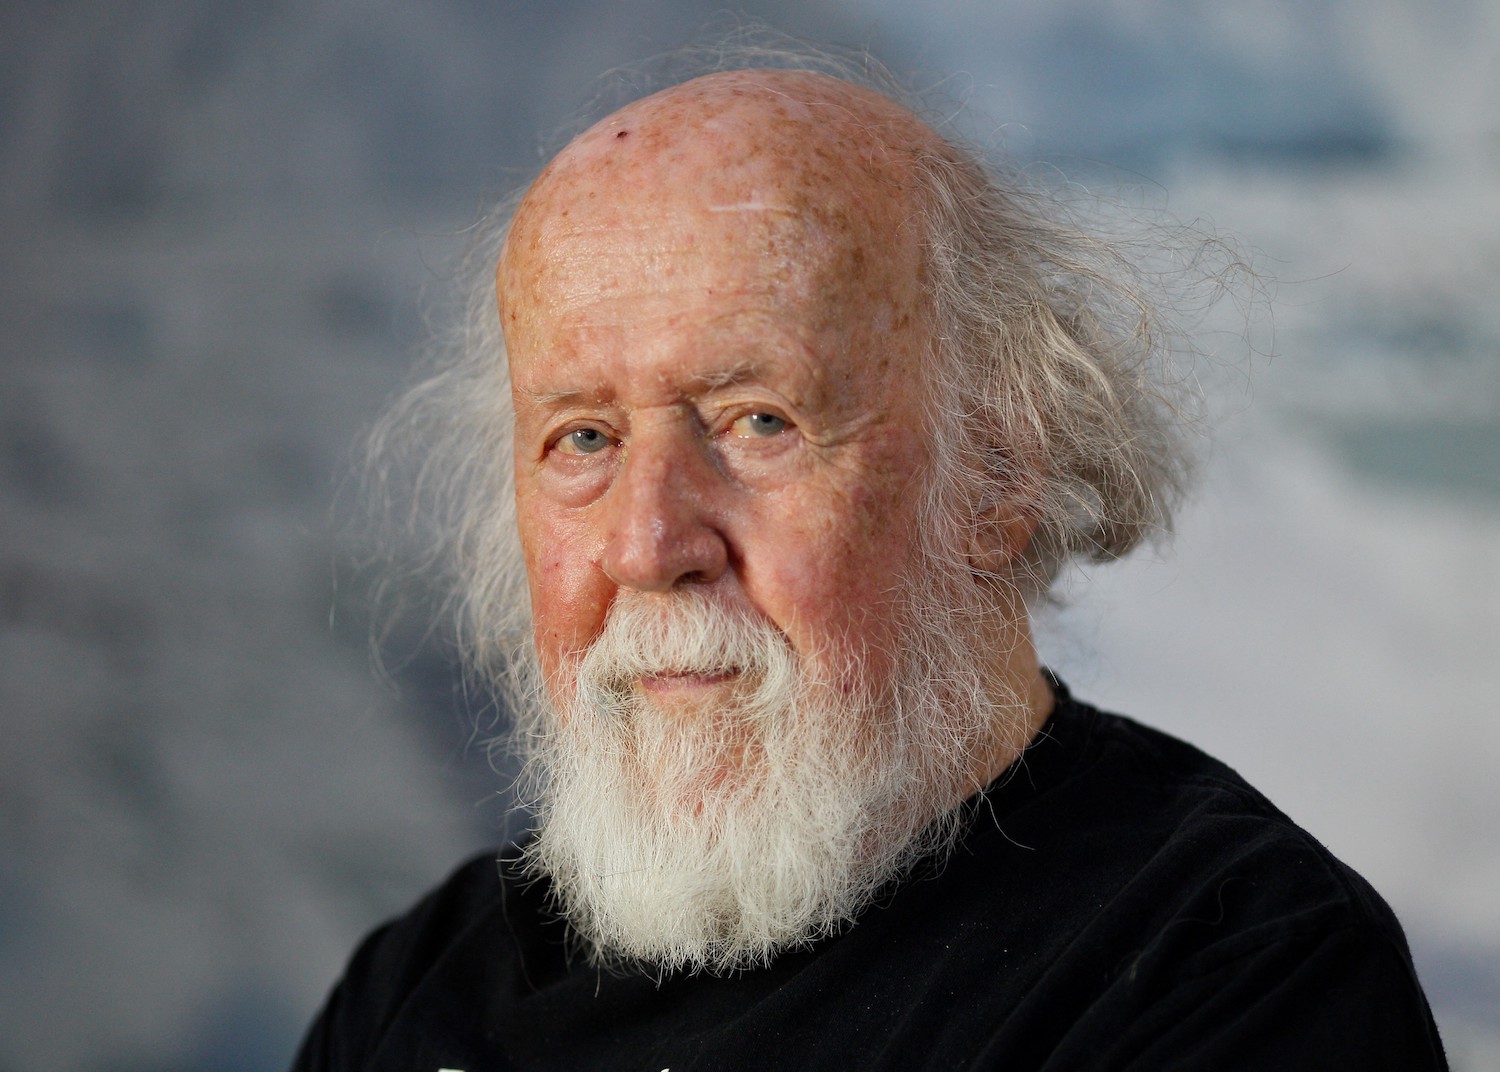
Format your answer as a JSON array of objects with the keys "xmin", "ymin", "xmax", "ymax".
[
  {"xmin": 694, "ymin": 354, "xmax": 824, "ymax": 409},
  {"xmin": 692, "ymin": 360, "xmax": 764, "ymax": 391}
]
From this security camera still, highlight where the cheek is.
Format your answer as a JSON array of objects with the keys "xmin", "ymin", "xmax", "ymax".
[
  {"xmin": 749, "ymin": 472, "xmax": 924, "ymax": 677},
  {"xmin": 520, "ymin": 508, "xmax": 611, "ymax": 678}
]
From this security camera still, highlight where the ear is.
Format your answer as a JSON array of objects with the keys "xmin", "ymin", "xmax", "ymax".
[{"xmin": 967, "ymin": 502, "xmax": 1039, "ymax": 578}]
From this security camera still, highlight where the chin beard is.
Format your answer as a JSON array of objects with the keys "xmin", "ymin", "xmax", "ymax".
[{"xmin": 513, "ymin": 580, "xmax": 1024, "ymax": 976}]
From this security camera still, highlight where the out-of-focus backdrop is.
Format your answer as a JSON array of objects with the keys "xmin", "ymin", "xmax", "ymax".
[{"xmin": 3, "ymin": 2, "xmax": 1497, "ymax": 1069}]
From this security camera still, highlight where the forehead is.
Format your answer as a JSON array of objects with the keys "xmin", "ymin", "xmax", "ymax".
[
  {"xmin": 502, "ymin": 218, "xmax": 923, "ymax": 427},
  {"xmin": 510, "ymin": 199, "xmax": 895, "ymax": 341}
]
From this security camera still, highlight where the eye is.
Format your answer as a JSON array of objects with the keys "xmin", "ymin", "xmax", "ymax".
[
  {"xmin": 555, "ymin": 427, "xmax": 613, "ymax": 455},
  {"xmin": 729, "ymin": 412, "xmax": 790, "ymax": 438}
]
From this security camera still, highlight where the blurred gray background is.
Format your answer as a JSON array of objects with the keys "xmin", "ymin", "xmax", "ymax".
[{"xmin": 3, "ymin": 2, "xmax": 1497, "ymax": 1069}]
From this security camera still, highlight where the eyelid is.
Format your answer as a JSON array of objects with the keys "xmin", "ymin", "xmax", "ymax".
[
  {"xmin": 715, "ymin": 395, "xmax": 792, "ymax": 425},
  {"xmin": 732, "ymin": 411, "xmax": 787, "ymax": 435}
]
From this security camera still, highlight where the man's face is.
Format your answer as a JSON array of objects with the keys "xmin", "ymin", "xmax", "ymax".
[{"xmin": 497, "ymin": 84, "xmax": 936, "ymax": 745}]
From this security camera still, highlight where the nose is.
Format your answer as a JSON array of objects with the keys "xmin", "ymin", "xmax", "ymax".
[{"xmin": 599, "ymin": 435, "xmax": 729, "ymax": 592}]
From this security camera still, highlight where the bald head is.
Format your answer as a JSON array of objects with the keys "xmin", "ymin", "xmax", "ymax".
[
  {"xmin": 498, "ymin": 71, "xmax": 946, "ymax": 361},
  {"xmin": 522, "ymin": 68, "xmax": 942, "ymax": 199}
]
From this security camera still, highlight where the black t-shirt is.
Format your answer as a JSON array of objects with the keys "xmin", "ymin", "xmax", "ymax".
[{"xmin": 293, "ymin": 683, "xmax": 1447, "ymax": 1070}]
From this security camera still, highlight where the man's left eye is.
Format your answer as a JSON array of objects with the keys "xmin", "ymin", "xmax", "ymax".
[{"xmin": 730, "ymin": 412, "xmax": 789, "ymax": 438}]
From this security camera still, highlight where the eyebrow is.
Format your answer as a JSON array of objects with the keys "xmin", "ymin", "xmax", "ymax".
[
  {"xmin": 693, "ymin": 359, "xmax": 765, "ymax": 390},
  {"xmin": 521, "ymin": 386, "xmax": 599, "ymax": 407}
]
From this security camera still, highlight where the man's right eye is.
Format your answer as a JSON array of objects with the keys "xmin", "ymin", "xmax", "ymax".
[{"xmin": 557, "ymin": 427, "xmax": 612, "ymax": 455}]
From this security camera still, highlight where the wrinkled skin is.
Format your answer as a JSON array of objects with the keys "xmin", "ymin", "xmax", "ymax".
[{"xmin": 497, "ymin": 70, "xmax": 1050, "ymax": 797}]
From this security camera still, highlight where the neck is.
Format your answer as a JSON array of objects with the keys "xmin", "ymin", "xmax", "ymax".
[{"xmin": 966, "ymin": 598, "xmax": 1054, "ymax": 795}]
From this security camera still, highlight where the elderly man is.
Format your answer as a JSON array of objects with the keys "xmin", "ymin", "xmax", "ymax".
[{"xmin": 295, "ymin": 60, "xmax": 1446, "ymax": 1070}]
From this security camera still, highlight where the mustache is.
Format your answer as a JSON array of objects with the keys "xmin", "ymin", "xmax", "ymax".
[{"xmin": 575, "ymin": 591, "xmax": 799, "ymax": 708}]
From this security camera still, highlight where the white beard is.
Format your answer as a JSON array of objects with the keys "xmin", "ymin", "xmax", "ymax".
[{"xmin": 515, "ymin": 581, "xmax": 1023, "ymax": 975}]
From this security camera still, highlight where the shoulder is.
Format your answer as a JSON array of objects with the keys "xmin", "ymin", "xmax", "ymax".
[
  {"xmin": 1004, "ymin": 688, "xmax": 1406, "ymax": 951},
  {"xmin": 290, "ymin": 850, "xmax": 517, "ymax": 1071},
  {"xmin": 1075, "ymin": 698, "xmax": 1388, "ymax": 923},
  {"xmin": 957, "ymin": 685, "xmax": 1448, "ymax": 1068},
  {"xmin": 1007, "ymin": 685, "xmax": 1355, "ymax": 877},
  {"xmin": 352, "ymin": 850, "xmax": 513, "ymax": 994}
]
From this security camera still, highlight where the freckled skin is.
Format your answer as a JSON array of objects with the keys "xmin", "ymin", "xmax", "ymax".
[{"xmin": 498, "ymin": 71, "xmax": 1051, "ymax": 783}]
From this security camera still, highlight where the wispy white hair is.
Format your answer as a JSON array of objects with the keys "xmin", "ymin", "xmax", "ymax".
[{"xmin": 364, "ymin": 27, "xmax": 1216, "ymax": 702}]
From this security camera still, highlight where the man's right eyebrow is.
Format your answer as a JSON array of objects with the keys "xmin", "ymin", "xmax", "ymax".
[{"xmin": 520, "ymin": 387, "xmax": 602, "ymax": 406}]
